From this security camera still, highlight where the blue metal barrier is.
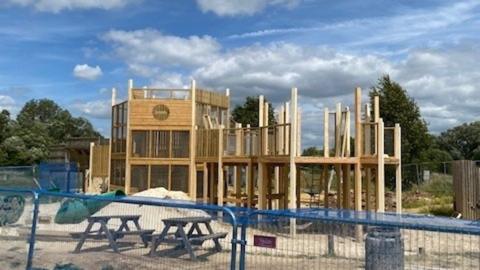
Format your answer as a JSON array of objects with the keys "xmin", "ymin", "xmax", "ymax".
[
  {"xmin": 0, "ymin": 188, "xmax": 241, "ymax": 270},
  {"xmin": 37, "ymin": 163, "xmax": 80, "ymax": 192},
  {"xmin": 240, "ymin": 208, "xmax": 480, "ymax": 270},
  {"xmin": 2, "ymin": 186, "xmax": 480, "ymax": 270}
]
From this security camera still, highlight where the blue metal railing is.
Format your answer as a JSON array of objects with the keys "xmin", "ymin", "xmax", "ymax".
[{"xmin": 1, "ymin": 187, "xmax": 480, "ymax": 270}]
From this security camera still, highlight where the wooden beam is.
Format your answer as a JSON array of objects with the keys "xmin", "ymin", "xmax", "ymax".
[
  {"xmin": 377, "ymin": 118, "xmax": 385, "ymax": 212},
  {"xmin": 289, "ymin": 87, "xmax": 298, "ymax": 236},
  {"xmin": 111, "ymin": 88, "xmax": 117, "ymax": 106},
  {"xmin": 324, "ymin": 108, "xmax": 329, "ymax": 157},
  {"xmin": 247, "ymin": 161, "xmax": 254, "ymax": 208},
  {"xmin": 88, "ymin": 142, "xmax": 94, "ymax": 192},
  {"xmin": 289, "ymin": 87, "xmax": 298, "ymax": 210},
  {"xmin": 125, "ymin": 80, "xmax": 133, "ymax": 194},
  {"xmin": 323, "ymin": 107, "xmax": 329, "ymax": 208},
  {"xmin": 354, "ymin": 87, "xmax": 362, "ymax": 211},
  {"xmin": 335, "ymin": 103, "xmax": 342, "ymax": 208},
  {"xmin": 394, "ymin": 124, "xmax": 402, "ymax": 213},
  {"xmin": 235, "ymin": 165, "xmax": 242, "ymax": 207},
  {"xmin": 279, "ymin": 105, "xmax": 285, "ymax": 155},
  {"xmin": 297, "ymin": 109, "xmax": 302, "ymax": 156},
  {"xmin": 225, "ymin": 88, "xmax": 230, "ymax": 128},
  {"xmin": 209, "ymin": 163, "xmax": 215, "ymax": 204},
  {"xmin": 258, "ymin": 96, "xmax": 267, "ymax": 209},
  {"xmin": 342, "ymin": 164, "xmax": 351, "ymax": 208},
  {"xmin": 335, "ymin": 103, "xmax": 342, "ymax": 157},
  {"xmin": 364, "ymin": 103, "xmax": 372, "ymax": 211},
  {"xmin": 373, "ymin": 95, "xmax": 380, "ymax": 155},
  {"xmin": 189, "ymin": 79, "xmax": 197, "ymax": 199},
  {"xmin": 263, "ymin": 101, "xmax": 269, "ymax": 155},
  {"xmin": 273, "ymin": 166, "xmax": 280, "ymax": 209},
  {"xmin": 259, "ymin": 95, "xmax": 264, "ymax": 130},
  {"xmin": 128, "ymin": 79, "xmax": 133, "ymax": 100},
  {"xmin": 203, "ymin": 162, "xmax": 208, "ymax": 203},
  {"xmin": 217, "ymin": 125, "xmax": 224, "ymax": 205}
]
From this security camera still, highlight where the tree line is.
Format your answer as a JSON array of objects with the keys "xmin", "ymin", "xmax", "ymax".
[{"xmin": 0, "ymin": 99, "xmax": 100, "ymax": 166}]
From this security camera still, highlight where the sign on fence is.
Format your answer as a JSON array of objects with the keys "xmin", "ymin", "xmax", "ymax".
[{"xmin": 253, "ymin": 235, "xmax": 276, "ymax": 249}]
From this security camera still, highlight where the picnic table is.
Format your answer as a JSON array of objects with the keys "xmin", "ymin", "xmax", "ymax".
[
  {"xmin": 149, "ymin": 216, "xmax": 227, "ymax": 260},
  {"xmin": 72, "ymin": 215, "xmax": 154, "ymax": 253}
]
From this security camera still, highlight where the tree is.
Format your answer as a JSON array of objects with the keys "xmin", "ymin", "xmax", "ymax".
[
  {"xmin": 302, "ymin": 146, "xmax": 323, "ymax": 156},
  {"xmin": 0, "ymin": 99, "xmax": 102, "ymax": 166},
  {"xmin": 0, "ymin": 110, "xmax": 11, "ymax": 142},
  {"xmin": 370, "ymin": 75, "xmax": 432, "ymax": 188},
  {"xmin": 232, "ymin": 96, "xmax": 276, "ymax": 127},
  {"xmin": 17, "ymin": 99, "xmax": 100, "ymax": 143},
  {"xmin": 437, "ymin": 121, "xmax": 480, "ymax": 160}
]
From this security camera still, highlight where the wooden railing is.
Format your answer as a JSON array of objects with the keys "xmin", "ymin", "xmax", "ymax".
[
  {"xmin": 131, "ymin": 88, "xmax": 191, "ymax": 100},
  {"xmin": 260, "ymin": 123, "xmax": 291, "ymax": 156},
  {"xmin": 196, "ymin": 88, "xmax": 229, "ymax": 108},
  {"xmin": 361, "ymin": 122, "xmax": 400, "ymax": 159},
  {"xmin": 223, "ymin": 127, "xmax": 260, "ymax": 157},
  {"xmin": 195, "ymin": 123, "xmax": 291, "ymax": 158}
]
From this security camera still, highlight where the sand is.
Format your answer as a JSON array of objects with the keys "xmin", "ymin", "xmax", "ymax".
[{"xmin": 0, "ymin": 188, "xmax": 478, "ymax": 269}]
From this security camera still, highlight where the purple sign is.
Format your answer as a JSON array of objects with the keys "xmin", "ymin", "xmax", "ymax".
[{"xmin": 253, "ymin": 235, "xmax": 276, "ymax": 249}]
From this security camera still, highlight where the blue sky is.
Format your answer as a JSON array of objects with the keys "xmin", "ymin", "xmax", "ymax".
[{"xmin": 0, "ymin": 0, "xmax": 479, "ymax": 147}]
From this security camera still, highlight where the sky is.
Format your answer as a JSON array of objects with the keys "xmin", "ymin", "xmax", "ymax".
[{"xmin": 0, "ymin": 0, "xmax": 479, "ymax": 148}]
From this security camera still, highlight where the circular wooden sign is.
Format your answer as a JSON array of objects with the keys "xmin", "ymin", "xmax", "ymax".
[{"xmin": 152, "ymin": 104, "xmax": 170, "ymax": 120}]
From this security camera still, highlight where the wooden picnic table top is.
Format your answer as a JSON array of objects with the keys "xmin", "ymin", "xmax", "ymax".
[
  {"xmin": 88, "ymin": 215, "xmax": 141, "ymax": 221},
  {"xmin": 161, "ymin": 216, "xmax": 212, "ymax": 224}
]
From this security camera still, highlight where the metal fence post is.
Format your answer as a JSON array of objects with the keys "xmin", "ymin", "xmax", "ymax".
[
  {"xmin": 238, "ymin": 221, "xmax": 248, "ymax": 270},
  {"xmin": 224, "ymin": 208, "xmax": 238, "ymax": 270},
  {"xmin": 26, "ymin": 191, "xmax": 40, "ymax": 270}
]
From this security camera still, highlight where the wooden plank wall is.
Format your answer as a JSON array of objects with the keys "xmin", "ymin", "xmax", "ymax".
[
  {"xmin": 453, "ymin": 160, "xmax": 480, "ymax": 220},
  {"xmin": 196, "ymin": 129, "xmax": 219, "ymax": 157},
  {"xmin": 196, "ymin": 89, "xmax": 229, "ymax": 108},
  {"xmin": 129, "ymin": 100, "xmax": 191, "ymax": 127},
  {"xmin": 91, "ymin": 144, "xmax": 110, "ymax": 177}
]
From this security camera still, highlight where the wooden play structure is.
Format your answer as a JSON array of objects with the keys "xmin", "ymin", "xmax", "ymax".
[{"xmin": 105, "ymin": 79, "xmax": 402, "ymax": 213}]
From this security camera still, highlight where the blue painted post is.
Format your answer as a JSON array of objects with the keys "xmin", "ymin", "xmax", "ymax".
[
  {"xmin": 230, "ymin": 225, "xmax": 238, "ymax": 270},
  {"xmin": 239, "ymin": 222, "xmax": 248, "ymax": 270},
  {"xmin": 66, "ymin": 163, "xmax": 71, "ymax": 193},
  {"xmin": 26, "ymin": 191, "xmax": 40, "ymax": 270},
  {"xmin": 227, "ymin": 211, "xmax": 238, "ymax": 270}
]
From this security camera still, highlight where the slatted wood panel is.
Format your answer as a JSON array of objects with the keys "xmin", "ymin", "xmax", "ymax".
[
  {"xmin": 129, "ymin": 100, "xmax": 192, "ymax": 127},
  {"xmin": 196, "ymin": 129, "xmax": 219, "ymax": 157},
  {"xmin": 91, "ymin": 144, "xmax": 110, "ymax": 177},
  {"xmin": 453, "ymin": 160, "xmax": 480, "ymax": 220},
  {"xmin": 196, "ymin": 89, "xmax": 229, "ymax": 108}
]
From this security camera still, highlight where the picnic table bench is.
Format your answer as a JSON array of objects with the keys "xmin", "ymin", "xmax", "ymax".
[
  {"xmin": 71, "ymin": 215, "xmax": 154, "ymax": 253},
  {"xmin": 149, "ymin": 216, "xmax": 227, "ymax": 260}
]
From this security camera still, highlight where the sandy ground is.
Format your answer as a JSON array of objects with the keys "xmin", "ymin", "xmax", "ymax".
[{"xmin": 0, "ymin": 188, "xmax": 479, "ymax": 269}]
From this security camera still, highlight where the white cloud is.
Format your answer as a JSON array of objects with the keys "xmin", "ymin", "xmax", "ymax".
[
  {"xmin": 0, "ymin": 94, "xmax": 20, "ymax": 116},
  {"xmin": 73, "ymin": 64, "xmax": 103, "ymax": 80},
  {"xmin": 102, "ymin": 29, "xmax": 220, "ymax": 77},
  {"xmin": 5, "ymin": 0, "xmax": 137, "ymax": 12},
  {"xmin": 103, "ymin": 28, "xmax": 480, "ymax": 146},
  {"xmin": 72, "ymin": 99, "xmax": 111, "ymax": 119},
  {"xmin": 196, "ymin": 0, "xmax": 300, "ymax": 16},
  {"xmin": 227, "ymin": 0, "xmax": 480, "ymax": 49},
  {"xmin": 194, "ymin": 43, "xmax": 392, "ymax": 101},
  {"xmin": 0, "ymin": 95, "xmax": 15, "ymax": 112}
]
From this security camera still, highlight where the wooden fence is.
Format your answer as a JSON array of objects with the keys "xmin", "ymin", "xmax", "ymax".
[
  {"xmin": 91, "ymin": 144, "xmax": 110, "ymax": 177},
  {"xmin": 453, "ymin": 160, "xmax": 480, "ymax": 220}
]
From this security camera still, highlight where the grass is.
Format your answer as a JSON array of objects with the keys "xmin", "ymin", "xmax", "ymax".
[{"xmin": 403, "ymin": 173, "xmax": 454, "ymax": 217}]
